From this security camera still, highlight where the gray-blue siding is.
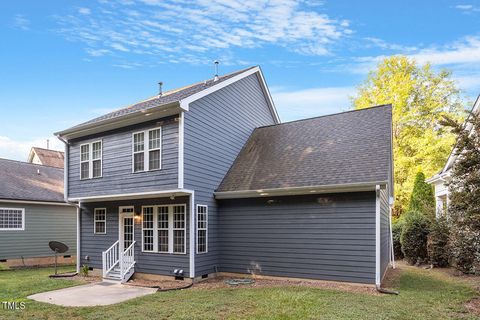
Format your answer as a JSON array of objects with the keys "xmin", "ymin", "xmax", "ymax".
[
  {"xmin": 217, "ymin": 192, "xmax": 377, "ymax": 284},
  {"xmin": 379, "ymin": 187, "xmax": 391, "ymax": 281},
  {"xmin": 183, "ymin": 73, "xmax": 276, "ymax": 276},
  {"xmin": 68, "ymin": 116, "xmax": 179, "ymax": 198},
  {"xmin": 79, "ymin": 196, "xmax": 190, "ymax": 276},
  {"xmin": 0, "ymin": 202, "xmax": 76, "ymax": 260}
]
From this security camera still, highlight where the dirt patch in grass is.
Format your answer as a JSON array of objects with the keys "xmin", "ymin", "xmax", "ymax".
[
  {"xmin": 190, "ymin": 276, "xmax": 380, "ymax": 295},
  {"xmin": 466, "ymin": 297, "xmax": 480, "ymax": 315},
  {"xmin": 127, "ymin": 278, "xmax": 192, "ymax": 290},
  {"xmin": 382, "ymin": 266, "xmax": 402, "ymax": 289}
]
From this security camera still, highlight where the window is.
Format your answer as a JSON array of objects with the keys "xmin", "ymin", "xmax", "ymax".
[
  {"xmin": 0, "ymin": 208, "xmax": 24, "ymax": 231},
  {"xmin": 141, "ymin": 204, "xmax": 186, "ymax": 254},
  {"xmin": 196, "ymin": 205, "xmax": 208, "ymax": 253},
  {"xmin": 80, "ymin": 141, "xmax": 102, "ymax": 179},
  {"xmin": 173, "ymin": 205, "xmax": 186, "ymax": 254},
  {"xmin": 94, "ymin": 208, "xmax": 106, "ymax": 234},
  {"xmin": 158, "ymin": 206, "xmax": 169, "ymax": 253},
  {"xmin": 142, "ymin": 207, "xmax": 154, "ymax": 251},
  {"xmin": 132, "ymin": 128, "xmax": 161, "ymax": 172}
]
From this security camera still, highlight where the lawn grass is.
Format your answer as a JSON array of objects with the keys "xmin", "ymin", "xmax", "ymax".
[{"xmin": 0, "ymin": 264, "xmax": 478, "ymax": 320}]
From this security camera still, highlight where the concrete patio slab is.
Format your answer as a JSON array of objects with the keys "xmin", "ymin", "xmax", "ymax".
[{"xmin": 28, "ymin": 282, "xmax": 157, "ymax": 307}]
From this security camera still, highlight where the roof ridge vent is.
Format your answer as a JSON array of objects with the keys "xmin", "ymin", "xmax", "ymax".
[{"xmin": 213, "ymin": 60, "xmax": 219, "ymax": 82}]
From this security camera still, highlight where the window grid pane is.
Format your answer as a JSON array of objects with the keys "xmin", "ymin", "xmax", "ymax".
[
  {"xmin": 143, "ymin": 207, "xmax": 154, "ymax": 251},
  {"xmin": 94, "ymin": 209, "xmax": 106, "ymax": 234},
  {"xmin": 0, "ymin": 209, "xmax": 23, "ymax": 230},
  {"xmin": 92, "ymin": 142, "xmax": 102, "ymax": 160},
  {"xmin": 149, "ymin": 129, "xmax": 161, "ymax": 150},
  {"xmin": 173, "ymin": 205, "xmax": 185, "ymax": 253},
  {"xmin": 92, "ymin": 160, "xmax": 101, "ymax": 178},
  {"xmin": 133, "ymin": 153, "xmax": 144, "ymax": 172},
  {"xmin": 157, "ymin": 206, "xmax": 169, "ymax": 252},
  {"xmin": 133, "ymin": 133, "xmax": 144, "ymax": 152},
  {"xmin": 81, "ymin": 162, "xmax": 89, "ymax": 179},
  {"xmin": 80, "ymin": 144, "xmax": 89, "ymax": 161},
  {"xmin": 149, "ymin": 150, "xmax": 160, "ymax": 170},
  {"xmin": 197, "ymin": 205, "xmax": 208, "ymax": 253}
]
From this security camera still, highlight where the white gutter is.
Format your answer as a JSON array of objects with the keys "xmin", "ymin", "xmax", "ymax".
[
  {"xmin": 0, "ymin": 199, "xmax": 74, "ymax": 206},
  {"xmin": 214, "ymin": 181, "xmax": 387, "ymax": 199},
  {"xmin": 188, "ymin": 190, "xmax": 195, "ymax": 279},
  {"xmin": 68, "ymin": 189, "xmax": 194, "ymax": 203}
]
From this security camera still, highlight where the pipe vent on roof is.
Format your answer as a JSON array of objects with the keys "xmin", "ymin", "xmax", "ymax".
[
  {"xmin": 213, "ymin": 60, "xmax": 219, "ymax": 82},
  {"xmin": 158, "ymin": 81, "xmax": 163, "ymax": 97}
]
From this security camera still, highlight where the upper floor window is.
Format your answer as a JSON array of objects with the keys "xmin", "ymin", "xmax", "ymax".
[
  {"xmin": 0, "ymin": 208, "xmax": 25, "ymax": 231},
  {"xmin": 132, "ymin": 127, "xmax": 161, "ymax": 173},
  {"xmin": 80, "ymin": 141, "xmax": 102, "ymax": 179}
]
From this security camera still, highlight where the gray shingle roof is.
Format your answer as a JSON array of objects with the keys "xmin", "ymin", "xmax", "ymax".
[
  {"xmin": 0, "ymin": 159, "xmax": 64, "ymax": 202},
  {"xmin": 217, "ymin": 105, "xmax": 392, "ymax": 192},
  {"xmin": 30, "ymin": 147, "xmax": 64, "ymax": 169},
  {"xmin": 66, "ymin": 66, "xmax": 256, "ymax": 131}
]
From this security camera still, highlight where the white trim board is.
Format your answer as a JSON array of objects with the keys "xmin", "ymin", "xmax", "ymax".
[
  {"xmin": 375, "ymin": 185, "xmax": 381, "ymax": 286},
  {"xmin": 214, "ymin": 182, "xmax": 387, "ymax": 199},
  {"xmin": 68, "ymin": 189, "xmax": 194, "ymax": 203},
  {"xmin": 178, "ymin": 112, "xmax": 184, "ymax": 189},
  {"xmin": 179, "ymin": 66, "xmax": 280, "ymax": 124},
  {"xmin": 0, "ymin": 199, "xmax": 74, "ymax": 207}
]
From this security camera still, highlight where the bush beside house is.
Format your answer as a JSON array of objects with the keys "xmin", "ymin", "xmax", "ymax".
[
  {"xmin": 427, "ymin": 217, "xmax": 450, "ymax": 267},
  {"xmin": 400, "ymin": 211, "xmax": 430, "ymax": 265}
]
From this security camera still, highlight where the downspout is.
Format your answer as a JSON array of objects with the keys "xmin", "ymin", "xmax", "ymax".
[
  {"xmin": 188, "ymin": 190, "xmax": 195, "ymax": 279},
  {"xmin": 389, "ymin": 197, "xmax": 395, "ymax": 269},
  {"xmin": 57, "ymin": 135, "xmax": 81, "ymax": 273},
  {"xmin": 375, "ymin": 185, "xmax": 398, "ymax": 295}
]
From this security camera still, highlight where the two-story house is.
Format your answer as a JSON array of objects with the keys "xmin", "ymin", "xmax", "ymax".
[{"xmin": 55, "ymin": 66, "xmax": 394, "ymax": 287}]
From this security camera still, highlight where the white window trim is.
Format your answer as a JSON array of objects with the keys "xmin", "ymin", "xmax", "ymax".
[
  {"xmin": 196, "ymin": 205, "xmax": 208, "ymax": 254},
  {"xmin": 141, "ymin": 206, "xmax": 156, "ymax": 253},
  {"xmin": 0, "ymin": 207, "xmax": 25, "ymax": 231},
  {"xmin": 141, "ymin": 204, "xmax": 186, "ymax": 255},
  {"xmin": 132, "ymin": 127, "xmax": 162, "ymax": 173},
  {"xmin": 79, "ymin": 140, "xmax": 103, "ymax": 180},
  {"xmin": 93, "ymin": 208, "xmax": 107, "ymax": 234}
]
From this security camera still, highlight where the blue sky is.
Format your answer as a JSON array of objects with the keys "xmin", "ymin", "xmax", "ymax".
[{"xmin": 1, "ymin": 0, "xmax": 479, "ymax": 160}]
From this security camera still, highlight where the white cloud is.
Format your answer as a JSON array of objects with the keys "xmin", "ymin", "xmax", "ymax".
[
  {"xmin": 455, "ymin": 4, "xmax": 480, "ymax": 13},
  {"xmin": 271, "ymin": 86, "xmax": 355, "ymax": 121},
  {"xmin": 55, "ymin": 0, "xmax": 351, "ymax": 65},
  {"xmin": 78, "ymin": 7, "xmax": 91, "ymax": 15},
  {"xmin": 12, "ymin": 14, "xmax": 30, "ymax": 31},
  {"xmin": 0, "ymin": 136, "xmax": 63, "ymax": 162}
]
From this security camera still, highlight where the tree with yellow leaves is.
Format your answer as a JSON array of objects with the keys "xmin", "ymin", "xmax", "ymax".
[{"xmin": 352, "ymin": 56, "xmax": 465, "ymax": 217}]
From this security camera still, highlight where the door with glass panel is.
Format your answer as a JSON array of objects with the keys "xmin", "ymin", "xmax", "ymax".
[{"xmin": 119, "ymin": 206, "xmax": 134, "ymax": 251}]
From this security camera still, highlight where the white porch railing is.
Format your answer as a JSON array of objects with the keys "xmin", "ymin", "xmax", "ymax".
[
  {"xmin": 120, "ymin": 241, "xmax": 136, "ymax": 279},
  {"xmin": 102, "ymin": 240, "xmax": 119, "ymax": 278},
  {"xmin": 102, "ymin": 240, "xmax": 136, "ymax": 282}
]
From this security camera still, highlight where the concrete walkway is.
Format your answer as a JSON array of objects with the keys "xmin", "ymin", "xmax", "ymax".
[{"xmin": 28, "ymin": 282, "xmax": 157, "ymax": 307}]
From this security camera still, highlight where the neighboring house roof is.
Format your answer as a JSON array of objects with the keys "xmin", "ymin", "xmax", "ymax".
[
  {"xmin": 217, "ymin": 105, "xmax": 392, "ymax": 195},
  {"xmin": 0, "ymin": 159, "xmax": 64, "ymax": 203},
  {"xmin": 55, "ymin": 66, "xmax": 279, "ymax": 140},
  {"xmin": 28, "ymin": 147, "xmax": 64, "ymax": 169}
]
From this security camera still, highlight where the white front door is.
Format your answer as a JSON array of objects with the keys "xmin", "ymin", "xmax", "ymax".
[{"xmin": 119, "ymin": 206, "xmax": 134, "ymax": 251}]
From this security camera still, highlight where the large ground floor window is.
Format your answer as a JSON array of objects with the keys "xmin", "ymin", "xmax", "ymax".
[{"xmin": 142, "ymin": 204, "xmax": 186, "ymax": 254}]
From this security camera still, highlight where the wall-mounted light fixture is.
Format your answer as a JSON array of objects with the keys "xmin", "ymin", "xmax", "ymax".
[{"xmin": 134, "ymin": 211, "xmax": 142, "ymax": 224}]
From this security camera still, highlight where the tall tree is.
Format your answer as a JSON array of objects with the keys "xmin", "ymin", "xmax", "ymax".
[
  {"xmin": 442, "ymin": 113, "xmax": 480, "ymax": 273},
  {"xmin": 408, "ymin": 172, "xmax": 435, "ymax": 219},
  {"xmin": 352, "ymin": 56, "xmax": 465, "ymax": 216}
]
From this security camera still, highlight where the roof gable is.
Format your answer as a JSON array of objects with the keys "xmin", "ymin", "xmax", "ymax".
[
  {"xmin": 217, "ymin": 105, "xmax": 393, "ymax": 194},
  {"xmin": 28, "ymin": 147, "xmax": 64, "ymax": 169}
]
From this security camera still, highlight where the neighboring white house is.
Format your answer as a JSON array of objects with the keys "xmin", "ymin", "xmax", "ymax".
[{"xmin": 427, "ymin": 95, "xmax": 480, "ymax": 217}]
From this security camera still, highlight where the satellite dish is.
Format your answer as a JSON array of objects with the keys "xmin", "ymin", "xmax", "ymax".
[
  {"xmin": 49, "ymin": 241, "xmax": 69, "ymax": 275},
  {"xmin": 49, "ymin": 241, "xmax": 69, "ymax": 254}
]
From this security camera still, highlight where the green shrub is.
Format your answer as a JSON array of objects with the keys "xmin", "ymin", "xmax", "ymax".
[
  {"xmin": 427, "ymin": 217, "xmax": 450, "ymax": 267},
  {"xmin": 81, "ymin": 264, "xmax": 89, "ymax": 277},
  {"xmin": 392, "ymin": 220, "xmax": 404, "ymax": 260},
  {"xmin": 449, "ymin": 223, "xmax": 480, "ymax": 274},
  {"xmin": 401, "ymin": 211, "xmax": 430, "ymax": 265},
  {"xmin": 408, "ymin": 172, "xmax": 436, "ymax": 220}
]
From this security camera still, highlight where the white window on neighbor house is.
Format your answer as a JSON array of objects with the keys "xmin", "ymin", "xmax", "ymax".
[
  {"xmin": 141, "ymin": 204, "xmax": 186, "ymax": 254},
  {"xmin": 132, "ymin": 127, "xmax": 161, "ymax": 172},
  {"xmin": 0, "ymin": 208, "xmax": 25, "ymax": 231},
  {"xmin": 94, "ymin": 208, "xmax": 106, "ymax": 234},
  {"xmin": 196, "ymin": 205, "xmax": 208, "ymax": 254},
  {"xmin": 80, "ymin": 141, "xmax": 102, "ymax": 179}
]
